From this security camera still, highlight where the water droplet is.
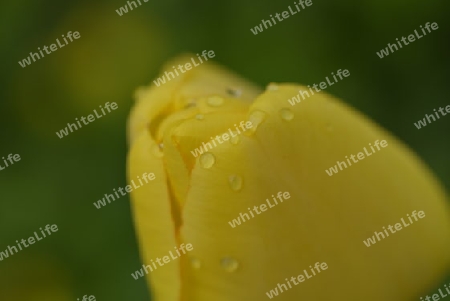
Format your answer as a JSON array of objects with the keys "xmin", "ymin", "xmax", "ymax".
[
  {"xmin": 152, "ymin": 144, "xmax": 164, "ymax": 157},
  {"xmin": 221, "ymin": 257, "xmax": 239, "ymax": 272},
  {"xmin": 279, "ymin": 108, "xmax": 294, "ymax": 121},
  {"xmin": 226, "ymin": 87, "xmax": 242, "ymax": 97},
  {"xmin": 199, "ymin": 152, "xmax": 215, "ymax": 169},
  {"xmin": 184, "ymin": 100, "xmax": 197, "ymax": 109},
  {"xmin": 228, "ymin": 175, "xmax": 243, "ymax": 191},
  {"xmin": 266, "ymin": 83, "xmax": 279, "ymax": 91},
  {"xmin": 230, "ymin": 133, "xmax": 240, "ymax": 145},
  {"xmin": 190, "ymin": 257, "xmax": 202, "ymax": 269},
  {"xmin": 207, "ymin": 96, "xmax": 224, "ymax": 107},
  {"xmin": 195, "ymin": 114, "xmax": 204, "ymax": 120},
  {"xmin": 247, "ymin": 110, "xmax": 267, "ymax": 134}
]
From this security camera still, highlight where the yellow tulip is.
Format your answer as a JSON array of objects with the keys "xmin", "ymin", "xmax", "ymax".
[{"xmin": 127, "ymin": 55, "xmax": 450, "ymax": 301}]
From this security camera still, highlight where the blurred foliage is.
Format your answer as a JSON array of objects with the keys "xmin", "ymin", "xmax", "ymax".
[{"xmin": 0, "ymin": 0, "xmax": 449, "ymax": 300}]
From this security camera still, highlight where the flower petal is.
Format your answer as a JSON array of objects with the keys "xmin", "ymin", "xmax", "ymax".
[
  {"xmin": 128, "ymin": 59, "xmax": 450, "ymax": 301},
  {"xmin": 179, "ymin": 84, "xmax": 450, "ymax": 300},
  {"xmin": 127, "ymin": 57, "xmax": 261, "ymax": 301}
]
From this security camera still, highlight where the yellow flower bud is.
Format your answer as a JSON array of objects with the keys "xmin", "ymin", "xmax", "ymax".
[{"xmin": 127, "ymin": 55, "xmax": 450, "ymax": 301}]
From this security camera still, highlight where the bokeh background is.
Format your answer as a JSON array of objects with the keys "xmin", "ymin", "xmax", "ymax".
[{"xmin": 0, "ymin": 0, "xmax": 449, "ymax": 300}]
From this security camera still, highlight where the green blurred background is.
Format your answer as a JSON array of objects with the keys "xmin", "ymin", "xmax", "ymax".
[{"xmin": 0, "ymin": 0, "xmax": 449, "ymax": 300}]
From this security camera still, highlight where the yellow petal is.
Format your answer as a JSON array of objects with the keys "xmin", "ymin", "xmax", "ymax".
[
  {"xmin": 128, "ymin": 132, "xmax": 181, "ymax": 301},
  {"xmin": 127, "ymin": 56, "xmax": 261, "ymax": 301},
  {"xmin": 128, "ymin": 58, "xmax": 450, "ymax": 301}
]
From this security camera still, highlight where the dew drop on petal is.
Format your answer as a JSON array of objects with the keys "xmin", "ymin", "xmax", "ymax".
[
  {"xmin": 152, "ymin": 144, "xmax": 164, "ymax": 157},
  {"xmin": 184, "ymin": 100, "xmax": 197, "ymax": 109},
  {"xmin": 207, "ymin": 96, "xmax": 224, "ymax": 107},
  {"xmin": 247, "ymin": 110, "xmax": 267, "ymax": 134},
  {"xmin": 190, "ymin": 257, "xmax": 202, "ymax": 269},
  {"xmin": 228, "ymin": 175, "xmax": 243, "ymax": 191},
  {"xmin": 226, "ymin": 87, "xmax": 242, "ymax": 97},
  {"xmin": 279, "ymin": 108, "xmax": 294, "ymax": 121},
  {"xmin": 199, "ymin": 152, "xmax": 215, "ymax": 169},
  {"xmin": 221, "ymin": 257, "xmax": 239, "ymax": 272}
]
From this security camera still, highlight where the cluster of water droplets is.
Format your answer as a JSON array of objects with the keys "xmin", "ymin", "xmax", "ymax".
[
  {"xmin": 152, "ymin": 85, "xmax": 300, "ymax": 273},
  {"xmin": 188, "ymin": 256, "xmax": 240, "ymax": 272}
]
